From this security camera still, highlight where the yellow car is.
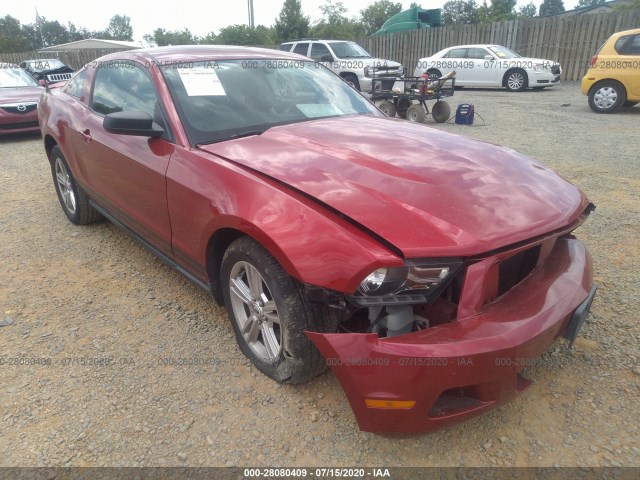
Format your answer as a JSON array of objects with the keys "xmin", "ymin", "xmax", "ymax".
[{"xmin": 582, "ymin": 28, "xmax": 640, "ymax": 113}]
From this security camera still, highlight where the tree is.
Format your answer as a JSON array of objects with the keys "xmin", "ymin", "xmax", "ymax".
[
  {"xmin": 613, "ymin": 0, "xmax": 640, "ymax": 10},
  {"xmin": 274, "ymin": 0, "xmax": 310, "ymax": 43},
  {"xmin": 518, "ymin": 2, "xmax": 537, "ymax": 17},
  {"xmin": 143, "ymin": 28, "xmax": 198, "ymax": 46},
  {"xmin": 310, "ymin": 0, "xmax": 364, "ymax": 41},
  {"xmin": 67, "ymin": 22, "xmax": 93, "ymax": 41},
  {"xmin": 489, "ymin": 0, "xmax": 518, "ymax": 20},
  {"xmin": 442, "ymin": 0, "xmax": 480, "ymax": 25},
  {"xmin": 201, "ymin": 25, "xmax": 275, "ymax": 46},
  {"xmin": 539, "ymin": 0, "xmax": 565, "ymax": 16},
  {"xmin": 360, "ymin": 0, "xmax": 402, "ymax": 35},
  {"xmin": 577, "ymin": 0, "xmax": 605, "ymax": 6},
  {"xmin": 106, "ymin": 14, "xmax": 133, "ymax": 41},
  {"xmin": 0, "ymin": 15, "xmax": 29, "ymax": 52},
  {"xmin": 40, "ymin": 19, "xmax": 70, "ymax": 47}
]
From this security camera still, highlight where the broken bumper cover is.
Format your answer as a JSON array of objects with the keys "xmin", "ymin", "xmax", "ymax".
[{"xmin": 307, "ymin": 238, "xmax": 594, "ymax": 434}]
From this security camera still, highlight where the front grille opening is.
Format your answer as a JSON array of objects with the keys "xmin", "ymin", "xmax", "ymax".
[
  {"xmin": 497, "ymin": 245, "xmax": 540, "ymax": 298},
  {"xmin": 428, "ymin": 386, "xmax": 484, "ymax": 418}
]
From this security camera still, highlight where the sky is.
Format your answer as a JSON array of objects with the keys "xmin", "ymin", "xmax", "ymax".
[{"xmin": 6, "ymin": 0, "xmax": 584, "ymax": 44}]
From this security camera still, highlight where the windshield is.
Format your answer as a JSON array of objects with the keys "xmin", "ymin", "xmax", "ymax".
[
  {"xmin": 487, "ymin": 46, "xmax": 521, "ymax": 59},
  {"xmin": 329, "ymin": 42, "xmax": 372, "ymax": 59},
  {"xmin": 0, "ymin": 68, "xmax": 40, "ymax": 87},
  {"xmin": 26, "ymin": 59, "xmax": 65, "ymax": 71},
  {"xmin": 161, "ymin": 60, "xmax": 381, "ymax": 146}
]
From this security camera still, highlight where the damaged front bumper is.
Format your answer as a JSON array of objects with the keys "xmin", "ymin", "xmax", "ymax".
[{"xmin": 306, "ymin": 237, "xmax": 595, "ymax": 434}]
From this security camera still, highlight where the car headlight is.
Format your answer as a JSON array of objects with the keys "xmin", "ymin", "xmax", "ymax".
[
  {"xmin": 533, "ymin": 63, "xmax": 545, "ymax": 72},
  {"xmin": 358, "ymin": 267, "xmax": 408, "ymax": 296},
  {"xmin": 357, "ymin": 262, "xmax": 460, "ymax": 297},
  {"xmin": 364, "ymin": 66, "xmax": 370, "ymax": 77}
]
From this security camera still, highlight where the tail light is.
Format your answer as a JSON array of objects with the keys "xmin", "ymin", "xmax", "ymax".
[{"xmin": 589, "ymin": 54, "xmax": 598, "ymax": 68}]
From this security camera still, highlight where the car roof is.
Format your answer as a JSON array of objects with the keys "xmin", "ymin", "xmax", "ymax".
[
  {"xmin": 607, "ymin": 27, "xmax": 640, "ymax": 40},
  {"xmin": 443, "ymin": 45, "xmax": 499, "ymax": 49},
  {"xmin": 282, "ymin": 39, "xmax": 353, "ymax": 44},
  {"xmin": 97, "ymin": 45, "xmax": 306, "ymax": 64}
]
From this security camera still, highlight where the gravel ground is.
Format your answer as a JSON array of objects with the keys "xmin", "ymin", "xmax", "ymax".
[{"xmin": 0, "ymin": 82, "xmax": 639, "ymax": 468}]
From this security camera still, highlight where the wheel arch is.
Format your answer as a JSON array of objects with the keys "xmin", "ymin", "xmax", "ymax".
[
  {"xmin": 502, "ymin": 67, "xmax": 528, "ymax": 88},
  {"xmin": 205, "ymin": 224, "xmax": 305, "ymax": 306},
  {"xmin": 587, "ymin": 78, "xmax": 627, "ymax": 98},
  {"xmin": 44, "ymin": 134, "xmax": 58, "ymax": 162}
]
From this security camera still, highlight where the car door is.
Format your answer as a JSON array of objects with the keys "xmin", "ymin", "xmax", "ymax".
[
  {"xmin": 466, "ymin": 47, "xmax": 499, "ymax": 86},
  {"xmin": 309, "ymin": 43, "xmax": 335, "ymax": 65},
  {"xmin": 620, "ymin": 34, "xmax": 640, "ymax": 97},
  {"xmin": 74, "ymin": 61, "xmax": 174, "ymax": 257},
  {"xmin": 292, "ymin": 42, "xmax": 310, "ymax": 57},
  {"xmin": 440, "ymin": 47, "xmax": 468, "ymax": 83}
]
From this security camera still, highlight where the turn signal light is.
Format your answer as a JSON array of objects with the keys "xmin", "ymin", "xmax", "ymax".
[{"xmin": 365, "ymin": 399, "xmax": 416, "ymax": 410}]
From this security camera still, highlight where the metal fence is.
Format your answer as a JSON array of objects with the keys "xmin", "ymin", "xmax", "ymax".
[
  {"xmin": 360, "ymin": 10, "xmax": 640, "ymax": 81},
  {"xmin": 0, "ymin": 49, "xmax": 135, "ymax": 70}
]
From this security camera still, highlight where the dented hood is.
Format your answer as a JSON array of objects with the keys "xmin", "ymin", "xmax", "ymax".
[{"xmin": 198, "ymin": 116, "xmax": 588, "ymax": 257}]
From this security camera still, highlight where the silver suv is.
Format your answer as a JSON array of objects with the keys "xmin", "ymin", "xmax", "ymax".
[{"xmin": 279, "ymin": 39, "xmax": 403, "ymax": 93}]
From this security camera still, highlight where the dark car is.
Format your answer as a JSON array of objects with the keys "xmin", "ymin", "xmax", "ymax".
[
  {"xmin": 38, "ymin": 46, "xmax": 596, "ymax": 434},
  {"xmin": 0, "ymin": 64, "xmax": 43, "ymax": 135},
  {"xmin": 21, "ymin": 58, "xmax": 75, "ymax": 84}
]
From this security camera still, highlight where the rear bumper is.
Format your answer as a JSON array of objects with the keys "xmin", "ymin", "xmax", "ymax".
[{"xmin": 307, "ymin": 237, "xmax": 594, "ymax": 434}]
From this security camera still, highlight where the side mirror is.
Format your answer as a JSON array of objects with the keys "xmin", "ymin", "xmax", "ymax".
[
  {"xmin": 38, "ymin": 79, "xmax": 47, "ymax": 87},
  {"xmin": 320, "ymin": 54, "xmax": 333, "ymax": 63},
  {"xmin": 103, "ymin": 111, "xmax": 164, "ymax": 137},
  {"xmin": 484, "ymin": 55, "xmax": 494, "ymax": 61}
]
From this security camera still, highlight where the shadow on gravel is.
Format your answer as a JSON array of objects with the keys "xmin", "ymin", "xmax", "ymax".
[{"xmin": 0, "ymin": 131, "xmax": 42, "ymax": 143}]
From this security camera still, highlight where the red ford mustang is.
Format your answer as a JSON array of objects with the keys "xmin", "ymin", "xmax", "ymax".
[{"xmin": 38, "ymin": 46, "xmax": 596, "ymax": 434}]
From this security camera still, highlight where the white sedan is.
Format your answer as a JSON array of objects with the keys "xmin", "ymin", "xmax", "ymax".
[{"xmin": 414, "ymin": 44, "xmax": 562, "ymax": 91}]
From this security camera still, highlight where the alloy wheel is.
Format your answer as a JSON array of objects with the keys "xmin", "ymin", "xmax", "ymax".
[
  {"xmin": 55, "ymin": 157, "xmax": 76, "ymax": 215},
  {"xmin": 228, "ymin": 261, "xmax": 281, "ymax": 362}
]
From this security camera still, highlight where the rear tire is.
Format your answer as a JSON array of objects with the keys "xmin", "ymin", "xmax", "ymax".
[
  {"xmin": 378, "ymin": 100, "xmax": 396, "ymax": 117},
  {"xmin": 396, "ymin": 98, "xmax": 412, "ymax": 119},
  {"xmin": 49, "ymin": 145, "xmax": 102, "ymax": 225},
  {"xmin": 221, "ymin": 237, "xmax": 339, "ymax": 384},
  {"xmin": 426, "ymin": 69, "xmax": 442, "ymax": 80},
  {"xmin": 588, "ymin": 81, "xmax": 626, "ymax": 113}
]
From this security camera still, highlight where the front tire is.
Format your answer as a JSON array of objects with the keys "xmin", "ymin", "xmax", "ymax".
[
  {"xmin": 221, "ymin": 237, "xmax": 339, "ymax": 383},
  {"xmin": 49, "ymin": 145, "xmax": 102, "ymax": 225},
  {"xmin": 505, "ymin": 69, "xmax": 528, "ymax": 92},
  {"xmin": 588, "ymin": 81, "xmax": 626, "ymax": 113},
  {"xmin": 406, "ymin": 104, "xmax": 426, "ymax": 123},
  {"xmin": 342, "ymin": 73, "xmax": 360, "ymax": 91},
  {"xmin": 431, "ymin": 101, "xmax": 451, "ymax": 123}
]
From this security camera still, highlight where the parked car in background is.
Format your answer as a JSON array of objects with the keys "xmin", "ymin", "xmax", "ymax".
[
  {"xmin": 39, "ymin": 45, "xmax": 596, "ymax": 434},
  {"xmin": 279, "ymin": 39, "xmax": 402, "ymax": 93},
  {"xmin": 0, "ymin": 63, "xmax": 43, "ymax": 135},
  {"xmin": 414, "ymin": 44, "xmax": 562, "ymax": 91},
  {"xmin": 582, "ymin": 28, "xmax": 640, "ymax": 113},
  {"xmin": 20, "ymin": 59, "xmax": 75, "ymax": 84}
]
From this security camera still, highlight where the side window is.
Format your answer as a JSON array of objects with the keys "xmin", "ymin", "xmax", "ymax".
[
  {"xmin": 90, "ymin": 61, "xmax": 158, "ymax": 118},
  {"xmin": 467, "ymin": 48, "xmax": 489, "ymax": 59},
  {"xmin": 628, "ymin": 35, "xmax": 640, "ymax": 55},
  {"xmin": 310, "ymin": 43, "xmax": 333, "ymax": 62},
  {"xmin": 443, "ymin": 48, "xmax": 467, "ymax": 59},
  {"xmin": 64, "ymin": 68, "xmax": 88, "ymax": 98},
  {"xmin": 293, "ymin": 42, "xmax": 310, "ymax": 56},
  {"xmin": 279, "ymin": 44, "xmax": 293, "ymax": 51}
]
